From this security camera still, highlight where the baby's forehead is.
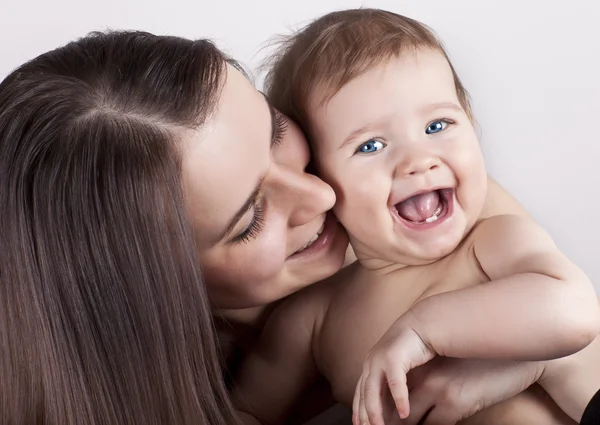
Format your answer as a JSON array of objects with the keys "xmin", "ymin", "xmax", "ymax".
[
  {"xmin": 305, "ymin": 52, "xmax": 460, "ymax": 143},
  {"xmin": 308, "ymin": 48, "xmax": 450, "ymax": 105}
]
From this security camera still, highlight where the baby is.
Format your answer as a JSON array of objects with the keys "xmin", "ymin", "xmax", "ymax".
[{"xmin": 234, "ymin": 9, "xmax": 600, "ymax": 425}]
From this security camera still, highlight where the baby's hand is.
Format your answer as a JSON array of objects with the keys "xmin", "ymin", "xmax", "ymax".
[{"xmin": 352, "ymin": 314, "xmax": 436, "ymax": 425}]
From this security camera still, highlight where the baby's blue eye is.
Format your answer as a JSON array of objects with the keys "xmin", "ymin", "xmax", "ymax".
[
  {"xmin": 426, "ymin": 121, "xmax": 447, "ymax": 134},
  {"xmin": 356, "ymin": 139, "xmax": 385, "ymax": 154}
]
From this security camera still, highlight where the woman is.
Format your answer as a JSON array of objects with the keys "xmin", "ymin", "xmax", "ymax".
[
  {"xmin": 0, "ymin": 31, "xmax": 239, "ymax": 425},
  {"xmin": 0, "ymin": 30, "xmax": 586, "ymax": 425}
]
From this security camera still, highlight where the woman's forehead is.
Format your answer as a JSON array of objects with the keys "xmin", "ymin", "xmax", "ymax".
[{"xmin": 181, "ymin": 65, "xmax": 272, "ymax": 246}]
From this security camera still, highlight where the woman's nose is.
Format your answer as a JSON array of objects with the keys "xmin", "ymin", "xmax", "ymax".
[{"xmin": 269, "ymin": 165, "xmax": 336, "ymax": 227}]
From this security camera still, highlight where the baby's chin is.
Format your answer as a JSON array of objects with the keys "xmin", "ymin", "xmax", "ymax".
[{"xmin": 349, "ymin": 231, "xmax": 463, "ymax": 269}]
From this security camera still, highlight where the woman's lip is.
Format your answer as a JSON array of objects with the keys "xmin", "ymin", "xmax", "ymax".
[{"xmin": 289, "ymin": 213, "xmax": 340, "ymax": 260}]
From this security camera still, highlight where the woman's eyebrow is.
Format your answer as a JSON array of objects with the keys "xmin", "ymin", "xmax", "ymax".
[{"xmin": 219, "ymin": 176, "xmax": 265, "ymax": 242}]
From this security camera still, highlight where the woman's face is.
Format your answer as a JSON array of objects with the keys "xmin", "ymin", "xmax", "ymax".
[{"xmin": 182, "ymin": 65, "xmax": 349, "ymax": 310}]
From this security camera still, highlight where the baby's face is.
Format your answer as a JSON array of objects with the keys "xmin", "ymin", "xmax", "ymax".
[{"xmin": 307, "ymin": 48, "xmax": 487, "ymax": 267}]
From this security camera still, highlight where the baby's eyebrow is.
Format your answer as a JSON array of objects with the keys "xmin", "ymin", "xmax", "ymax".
[
  {"xmin": 420, "ymin": 102, "xmax": 463, "ymax": 115},
  {"xmin": 339, "ymin": 123, "xmax": 377, "ymax": 149},
  {"xmin": 338, "ymin": 102, "xmax": 463, "ymax": 149},
  {"xmin": 339, "ymin": 115, "xmax": 392, "ymax": 149}
]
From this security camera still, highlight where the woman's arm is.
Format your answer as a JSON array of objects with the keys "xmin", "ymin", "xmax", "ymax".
[{"xmin": 539, "ymin": 333, "xmax": 600, "ymax": 422}]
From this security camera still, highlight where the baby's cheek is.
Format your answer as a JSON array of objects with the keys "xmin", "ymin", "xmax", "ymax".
[
  {"xmin": 315, "ymin": 160, "xmax": 347, "ymax": 202},
  {"xmin": 334, "ymin": 182, "xmax": 376, "ymax": 232}
]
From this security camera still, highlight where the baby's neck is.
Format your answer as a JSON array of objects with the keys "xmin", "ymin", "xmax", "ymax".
[
  {"xmin": 351, "ymin": 235, "xmax": 445, "ymax": 274},
  {"xmin": 356, "ymin": 255, "xmax": 410, "ymax": 274}
]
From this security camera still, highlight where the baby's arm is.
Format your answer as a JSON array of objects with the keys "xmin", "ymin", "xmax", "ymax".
[
  {"xmin": 233, "ymin": 297, "xmax": 322, "ymax": 425},
  {"xmin": 409, "ymin": 214, "xmax": 599, "ymax": 359}
]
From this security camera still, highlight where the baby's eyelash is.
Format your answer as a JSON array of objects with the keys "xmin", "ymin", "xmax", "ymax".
[
  {"xmin": 235, "ymin": 202, "xmax": 266, "ymax": 244},
  {"xmin": 433, "ymin": 118, "xmax": 455, "ymax": 126},
  {"xmin": 272, "ymin": 112, "xmax": 288, "ymax": 146}
]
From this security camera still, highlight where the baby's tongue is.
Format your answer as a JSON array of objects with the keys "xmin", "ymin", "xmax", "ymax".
[{"xmin": 396, "ymin": 191, "xmax": 440, "ymax": 222}]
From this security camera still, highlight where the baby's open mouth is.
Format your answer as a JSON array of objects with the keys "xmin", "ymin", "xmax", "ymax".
[{"xmin": 394, "ymin": 188, "xmax": 453, "ymax": 224}]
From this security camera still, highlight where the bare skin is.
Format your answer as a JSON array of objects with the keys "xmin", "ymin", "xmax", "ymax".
[
  {"xmin": 185, "ymin": 63, "xmax": 590, "ymax": 425},
  {"xmin": 230, "ymin": 52, "xmax": 598, "ymax": 425},
  {"xmin": 234, "ymin": 217, "xmax": 587, "ymax": 425},
  {"xmin": 384, "ymin": 300, "xmax": 600, "ymax": 424}
]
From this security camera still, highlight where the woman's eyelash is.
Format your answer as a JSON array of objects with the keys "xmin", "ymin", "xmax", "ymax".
[
  {"xmin": 233, "ymin": 112, "xmax": 284, "ymax": 245},
  {"xmin": 272, "ymin": 112, "xmax": 288, "ymax": 146},
  {"xmin": 235, "ymin": 202, "xmax": 266, "ymax": 244}
]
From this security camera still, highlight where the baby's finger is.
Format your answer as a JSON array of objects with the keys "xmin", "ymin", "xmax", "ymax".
[
  {"xmin": 364, "ymin": 368, "xmax": 385, "ymax": 425},
  {"xmin": 386, "ymin": 365, "xmax": 410, "ymax": 419}
]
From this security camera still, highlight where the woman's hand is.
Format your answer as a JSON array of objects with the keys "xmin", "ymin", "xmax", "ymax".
[
  {"xmin": 372, "ymin": 335, "xmax": 600, "ymax": 425},
  {"xmin": 399, "ymin": 357, "xmax": 543, "ymax": 425},
  {"xmin": 353, "ymin": 354, "xmax": 544, "ymax": 425}
]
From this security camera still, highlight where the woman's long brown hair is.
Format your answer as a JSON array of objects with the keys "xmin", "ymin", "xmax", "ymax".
[{"xmin": 0, "ymin": 31, "xmax": 239, "ymax": 424}]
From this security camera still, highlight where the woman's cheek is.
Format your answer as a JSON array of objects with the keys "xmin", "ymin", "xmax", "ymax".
[
  {"xmin": 202, "ymin": 238, "xmax": 286, "ymax": 307},
  {"xmin": 235, "ymin": 230, "xmax": 288, "ymax": 283}
]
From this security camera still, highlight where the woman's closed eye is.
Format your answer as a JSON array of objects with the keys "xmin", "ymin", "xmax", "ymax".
[
  {"xmin": 234, "ymin": 202, "xmax": 266, "ymax": 244},
  {"xmin": 425, "ymin": 119, "xmax": 454, "ymax": 134},
  {"xmin": 355, "ymin": 139, "xmax": 386, "ymax": 155},
  {"xmin": 272, "ymin": 111, "xmax": 288, "ymax": 146}
]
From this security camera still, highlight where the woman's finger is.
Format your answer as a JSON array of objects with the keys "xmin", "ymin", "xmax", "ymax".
[
  {"xmin": 421, "ymin": 405, "xmax": 456, "ymax": 425},
  {"xmin": 352, "ymin": 375, "xmax": 362, "ymax": 425},
  {"xmin": 359, "ymin": 363, "xmax": 371, "ymax": 425},
  {"xmin": 401, "ymin": 384, "xmax": 435, "ymax": 425},
  {"xmin": 364, "ymin": 366, "xmax": 385, "ymax": 425}
]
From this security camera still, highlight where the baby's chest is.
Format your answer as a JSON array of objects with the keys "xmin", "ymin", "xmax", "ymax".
[{"xmin": 318, "ymin": 256, "xmax": 488, "ymax": 404}]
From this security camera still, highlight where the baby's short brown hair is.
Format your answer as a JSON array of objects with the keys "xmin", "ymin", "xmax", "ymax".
[{"xmin": 265, "ymin": 8, "xmax": 472, "ymax": 137}]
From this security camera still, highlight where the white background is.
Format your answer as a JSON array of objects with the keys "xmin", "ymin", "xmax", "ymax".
[{"xmin": 2, "ymin": 0, "xmax": 599, "ymax": 290}]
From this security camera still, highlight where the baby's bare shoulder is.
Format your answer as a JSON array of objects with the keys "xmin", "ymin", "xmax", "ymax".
[{"xmin": 470, "ymin": 214, "xmax": 544, "ymax": 243}]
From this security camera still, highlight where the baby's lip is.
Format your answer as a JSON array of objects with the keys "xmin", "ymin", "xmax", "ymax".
[
  {"xmin": 391, "ymin": 189, "xmax": 455, "ymax": 229},
  {"xmin": 390, "ymin": 186, "xmax": 451, "ymax": 207}
]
